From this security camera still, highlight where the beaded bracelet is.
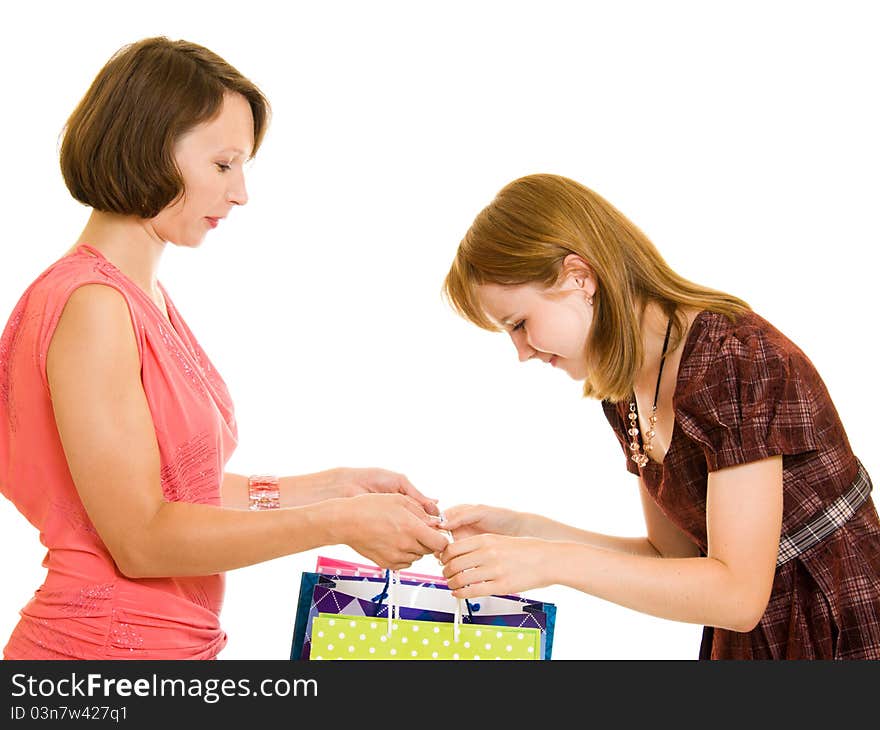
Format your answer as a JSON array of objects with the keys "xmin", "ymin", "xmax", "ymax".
[{"xmin": 247, "ymin": 474, "xmax": 281, "ymax": 510}]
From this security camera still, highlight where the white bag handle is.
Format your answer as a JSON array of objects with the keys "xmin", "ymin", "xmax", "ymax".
[
  {"xmin": 384, "ymin": 509, "xmax": 462, "ymax": 640},
  {"xmin": 386, "ymin": 569, "xmax": 398, "ymax": 636},
  {"xmin": 439, "ymin": 510, "xmax": 464, "ymax": 642}
]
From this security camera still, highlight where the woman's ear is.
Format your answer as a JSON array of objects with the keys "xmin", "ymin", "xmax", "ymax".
[{"xmin": 559, "ymin": 253, "xmax": 597, "ymax": 296}]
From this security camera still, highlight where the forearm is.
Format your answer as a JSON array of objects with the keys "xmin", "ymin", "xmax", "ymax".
[
  {"xmin": 221, "ymin": 470, "xmax": 340, "ymax": 509},
  {"xmin": 545, "ymin": 541, "xmax": 761, "ymax": 632},
  {"xmin": 121, "ymin": 499, "xmax": 345, "ymax": 578},
  {"xmin": 518, "ymin": 512, "xmax": 660, "ymax": 558}
]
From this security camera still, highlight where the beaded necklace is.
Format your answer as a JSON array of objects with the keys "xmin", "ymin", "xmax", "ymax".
[{"xmin": 628, "ymin": 316, "xmax": 674, "ymax": 468}]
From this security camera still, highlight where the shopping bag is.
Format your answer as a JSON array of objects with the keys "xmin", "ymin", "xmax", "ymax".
[
  {"xmin": 290, "ymin": 570, "xmax": 451, "ymax": 661},
  {"xmin": 290, "ymin": 564, "xmax": 557, "ymax": 660},
  {"xmin": 309, "ymin": 613, "xmax": 541, "ymax": 660},
  {"xmin": 292, "ymin": 572, "xmax": 553, "ymax": 659}
]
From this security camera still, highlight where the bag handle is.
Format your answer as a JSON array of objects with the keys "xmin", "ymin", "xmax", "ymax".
[
  {"xmin": 439, "ymin": 510, "xmax": 468, "ymax": 642},
  {"xmin": 377, "ymin": 508, "xmax": 468, "ymax": 641}
]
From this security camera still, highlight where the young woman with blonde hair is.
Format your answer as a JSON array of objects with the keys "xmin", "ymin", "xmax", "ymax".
[{"xmin": 439, "ymin": 173, "xmax": 879, "ymax": 659}]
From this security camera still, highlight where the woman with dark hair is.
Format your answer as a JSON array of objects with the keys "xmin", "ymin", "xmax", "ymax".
[
  {"xmin": 0, "ymin": 36, "xmax": 447, "ymax": 660},
  {"xmin": 438, "ymin": 173, "xmax": 880, "ymax": 659}
]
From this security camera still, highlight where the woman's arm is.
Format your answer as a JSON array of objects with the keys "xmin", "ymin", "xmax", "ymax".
[
  {"xmin": 221, "ymin": 471, "xmax": 338, "ymax": 509},
  {"xmin": 442, "ymin": 477, "xmax": 700, "ymax": 559},
  {"xmin": 510, "ymin": 511, "xmax": 665, "ymax": 557},
  {"xmin": 221, "ymin": 468, "xmax": 439, "ymax": 512},
  {"xmin": 442, "ymin": 456, "xmax": 783, "ymax": 632},
  {"xmin": 48, "ymin": 285, "xmax": 447, "ymax": 578}
]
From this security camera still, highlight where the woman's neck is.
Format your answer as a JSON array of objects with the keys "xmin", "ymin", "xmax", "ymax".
[
  {"xmin": 633, "ymin": 300, "xmax": 699, "ymax": 396},
  {"xmin": 71, "ymin": 210, "xmax": 167, "ymax": 299}
]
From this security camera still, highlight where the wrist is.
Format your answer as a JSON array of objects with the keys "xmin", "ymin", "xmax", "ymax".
[
  {"xmin": 325, "ymin": 467, "xmax": 352, "ymax": 499},
  {"xmin": 543, "ymin": 541, "xmax": 580, "ymax": 587},
  {"xmin": 509, "ymin": 509, "xmax": 530, "ymax": 537},
  {"xmin": 317, "ymin": 497, "xmax": 352, "ymax": 546},
  {"xmin": 304, "ymin": 467, "xmax": 349, "ymax": 501},
  {"xmin": 515, "ymin": 511, "xmax": 556, "ymax": 539},
  {"xmin": 282, "ymin": 469, "xmax": 345, "ymax": 506}
]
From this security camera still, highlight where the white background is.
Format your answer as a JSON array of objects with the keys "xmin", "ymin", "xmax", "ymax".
[{"xmin": 1, "ymin": 1, "xmax": 877, "ymax": 660}]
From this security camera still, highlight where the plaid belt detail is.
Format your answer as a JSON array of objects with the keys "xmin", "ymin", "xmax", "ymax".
[{"xmin": 777, "ymin": 460, "xmax": 873, "ymax": 567}]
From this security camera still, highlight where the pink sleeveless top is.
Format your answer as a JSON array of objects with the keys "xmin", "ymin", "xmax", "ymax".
[{"xmin": 0, "ymin": 245, "xmax": 238, "ymax": 659}]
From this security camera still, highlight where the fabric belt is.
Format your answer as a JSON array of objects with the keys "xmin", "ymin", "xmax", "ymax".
[{"xmin": 777, "ymin": 459, "xmax": 873, "ymax": 567}]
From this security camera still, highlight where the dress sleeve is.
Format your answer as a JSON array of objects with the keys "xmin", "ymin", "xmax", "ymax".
[
  {"xmin": 601, "ymin": 400, "xmax": 641, "ymax": 476},
  {"xmin": 675, "ymin": 330, "xmax": 821, "ymax": 473}
]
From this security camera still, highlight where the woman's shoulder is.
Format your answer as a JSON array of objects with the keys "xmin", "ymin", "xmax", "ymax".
[
  {"xmin": 687, "ymin": 308, "xmax": 806, "ymax": 361},
  {"xmin": 22, "ymin": 249, "xmax": 110, "ymax": 295},
  {"xmin": 3, "ymin": 250, "xmax": 142, "ymax": 351},
  {"xmin": 677, "ymin": 308, "xmax": 812, "ymax": 397},
  {"xmin": 51, "ymin": 248, "xmax": 118, "ymax": 280},
  {"xmin": 18, "ymin": 249, "xmax": 135, "ymax": 313}
]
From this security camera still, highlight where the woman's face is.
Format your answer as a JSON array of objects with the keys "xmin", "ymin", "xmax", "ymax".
[
  {"xmin": 476, "ymin": 271, "xmax": 595, "ymax": 381},
  {"xmin": 151, "ymin": 91, "xmax": 255, "ymax": 247}
]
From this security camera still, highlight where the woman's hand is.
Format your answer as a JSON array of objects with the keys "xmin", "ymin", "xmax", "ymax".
[
  {"xmin": 439, "ymin": 534, "xmax": 554, "ymax": 599},
  {"xmin": 333, "ymin": 467, "xmax": 440, "ymax": 516},
  {"xmin": 439, "ymin": 503, "xmax": 525, "ymax": 540},
  {"xmin": 335, "ymin": 493, "xmax": 449, "ymax": 571}
]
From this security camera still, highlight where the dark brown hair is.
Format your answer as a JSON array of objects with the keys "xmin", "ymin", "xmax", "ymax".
[
  {"xmin": 444, "ymin": 174, "xmax": 750, "ymax": 402},
  {"xmin": 60, "ymin": 36, "xmax": 271, "ymax": 218}
]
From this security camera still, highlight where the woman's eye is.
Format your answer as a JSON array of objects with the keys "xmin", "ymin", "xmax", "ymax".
[
  {"xmin": 215, "ymin": 163, "xmax": 232, "ymax": 173},
  {"xmin": 512, "ymin": 320, "xmax": 525, "ymax": 332}
]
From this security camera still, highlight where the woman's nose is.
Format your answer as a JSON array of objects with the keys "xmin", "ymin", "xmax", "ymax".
[
  {"xmin": 227, "ymin": 171, "xmax": 249, "ymax": 206},
  {"xmin": 511, "ymin": 334, "xmax": 535, "ymax": 362}
]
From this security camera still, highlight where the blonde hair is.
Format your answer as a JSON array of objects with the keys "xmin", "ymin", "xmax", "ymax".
[{"xmin": 443, "ymin": 174, "xmax": 750, "ymax": 402}]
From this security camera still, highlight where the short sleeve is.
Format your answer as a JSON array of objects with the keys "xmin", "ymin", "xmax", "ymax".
[
  {"xmin": 601, "ymin": 400, "xmax": 641, "ymax": 476},
  {"xmin": 675, "ymin": 329, "xmax": 821, "ymax": 473}
]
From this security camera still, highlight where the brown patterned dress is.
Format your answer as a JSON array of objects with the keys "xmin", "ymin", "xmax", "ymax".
[{"xmin": 602, "ymin": 309, "xmax": 880, "ymax": 659}]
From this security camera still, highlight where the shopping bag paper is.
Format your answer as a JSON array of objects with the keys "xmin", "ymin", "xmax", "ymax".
[{"xmin": 290, "ymin": 571, "xmax": 555, "ymax": 660}]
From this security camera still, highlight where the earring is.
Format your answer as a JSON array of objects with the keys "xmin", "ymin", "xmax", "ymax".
[{"xmin": 587, "ymin": 294, "xmax": 594, "ymax": 307}]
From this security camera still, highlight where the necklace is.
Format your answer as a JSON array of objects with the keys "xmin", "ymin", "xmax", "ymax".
[{"xmin": 628, "ymin": 315, "xmax": 673, "ymax": 468}]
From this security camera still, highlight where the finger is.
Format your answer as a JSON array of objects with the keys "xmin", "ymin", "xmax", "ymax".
[
  {"xmin": 450, "ymin": 527, "xmax": 475, "ymax": 542},
  {"xmin": 441, "ymin": 552, "xmax": 483, "ymax": 581},
  {"xmin": 398, "ymin": 477, "xmax": 441, "ymax": 516},
  {"xmin": 401, "ymin": 496, "xmax": 444, "ymax": 525},
  {"xmin": 422, "ymin": 500, "xmax": 441, "ymax": 517},
  {"xmin": 440, "ymin": 505, "xmax": 480, "ymax": 531},
  {"xmin": 400, "ymin": 494, "xmax": 428, "ymax": 515},
  {"xmin": 445, "ymin": 564, "xmax": 491, "ymax": 591},
  {"xmin": 419, "ymin": 529, "xmax": 452, "ymax": 554},
  {"xmin": 413, "ymin": 522, "xmax": 452, "ymax": 554},
  {"xmin": 449, "ymin": 579, "xmax": 498, "ymax": 601},
  {"xmin": 376, "ymin": 552, "xmax": 418, "ymax": 572},
  {"xmin": 397, "ymin": 503, "xmax": 448, "ymax": 550},
  {"xmin": 396, "ymin": 551, "xmax": 426, "ymax": 570},
  {"xmin": 425, "ymin": 514, "xmax": 447, "ymax": 528},
  {"xmin": 416, "ymin": 538, "xmax": 447, "ymax": 557},
  {"xmin": 439, "ymin": 535, "xmax": 480, "ymax": 563}
]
